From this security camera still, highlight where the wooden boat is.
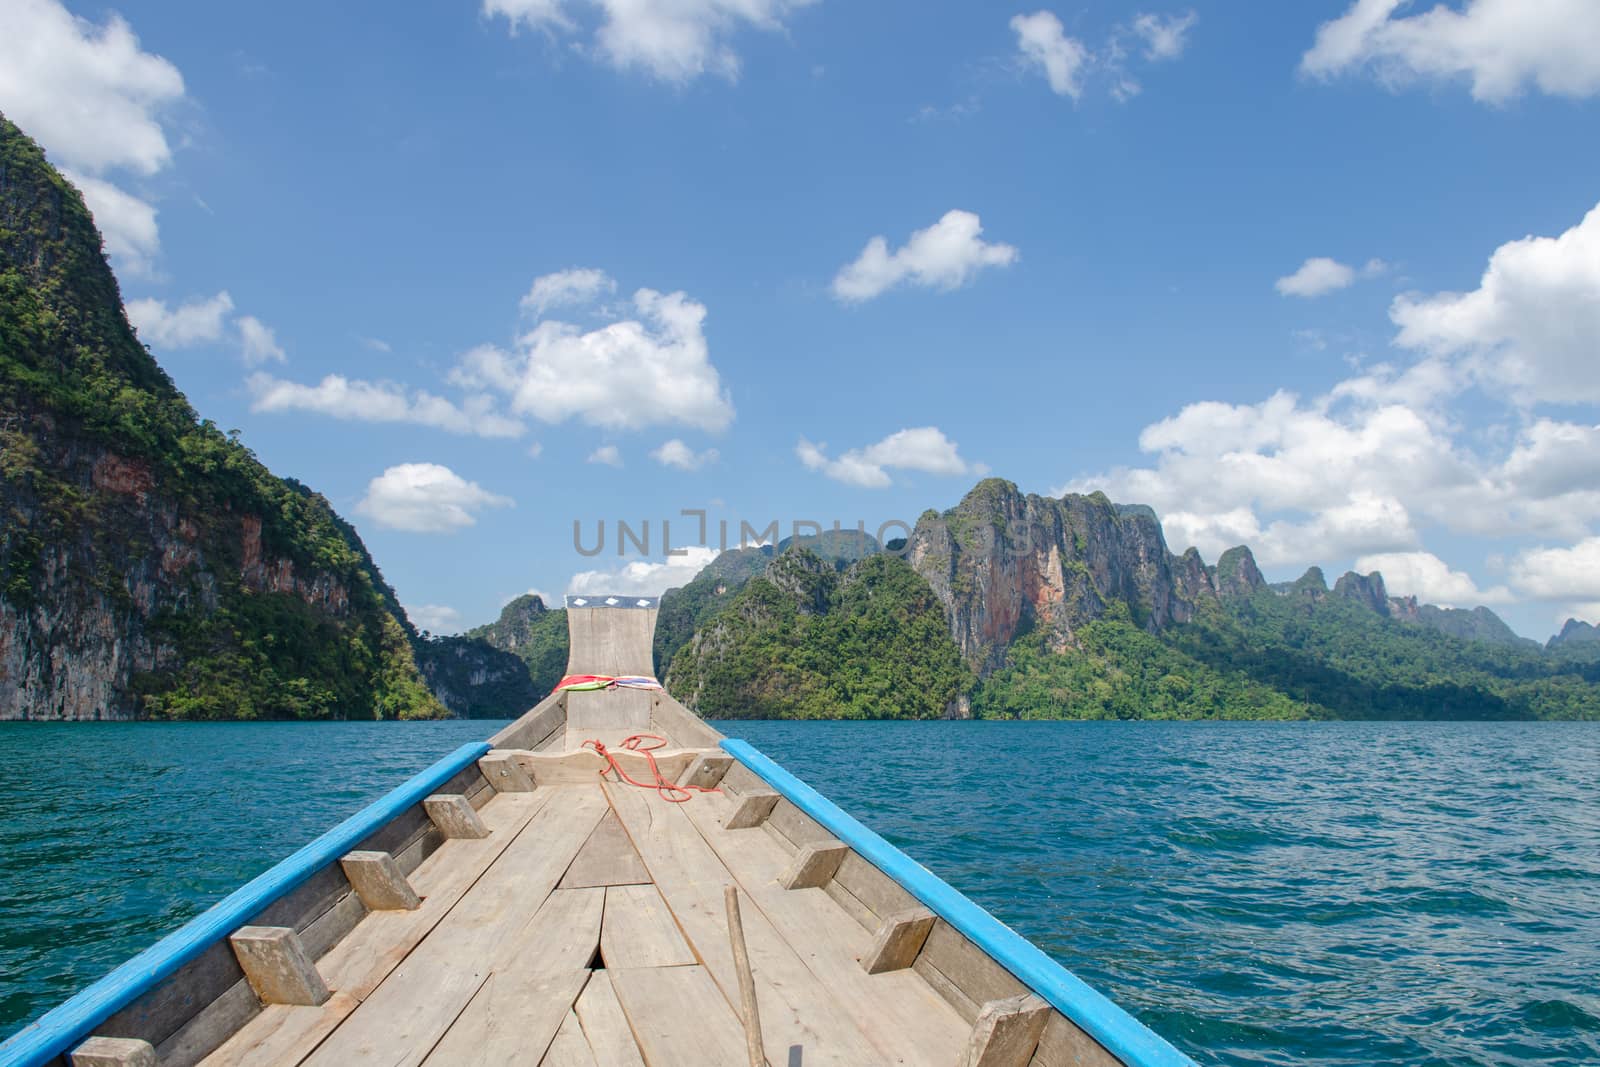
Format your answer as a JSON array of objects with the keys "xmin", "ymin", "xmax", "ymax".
[{"xmin": 1, "ymin": 597, "xmax": 1194, "ymax": 1067}]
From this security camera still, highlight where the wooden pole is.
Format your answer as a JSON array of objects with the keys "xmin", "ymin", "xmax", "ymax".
[{"xmin": 723, "ymin": 885, "xmax": 764, "ymax": 1067}]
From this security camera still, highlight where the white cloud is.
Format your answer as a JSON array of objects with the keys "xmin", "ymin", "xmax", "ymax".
[
  {"xmin": 1354, "ymin": 551, "xmax": 1512, "ymax": 607},
  {"xmin": 527, "ymin": 441, "xmax": 544, "ymax": 459},
  {"xmin": 1499, "ymin": 419, "xmax": 1600, "ymax": 499},
  {"xmin": 798, "ymin": 427, "xmax": 979, "ymax": 489},
  {"xmin": 1301, "ymin": 0, "xmax": 1600, "ymax": 103},
  {"xmin": 1511, "ymin": 538, "xmax": 1600, "ymax": 602},
  {"xmin": 1059, "ymin": 387, "xmax": 1475, "ymax": 565},
  {"xmin": 1276, "ymin": 257, "xmax": 1357, "ymax": 298},
  {"xmin": 1391, "ymin": 199, "xmax": 1600, "ymax": 405},
  {"xmin": 248, "ymin": 373, "xmax": 525, "ymax": 439},
  {"xmin": 0, "ymin": 0, "xmax": 185, "ymax": 275},
  {"xmin": 63, "ymin": 171, "xmax": 161, "ymax": 276},
  {"xmin": 588, "ymin": 444, "xmax": 623, "ymax": 466},
  {"xmin": 0, "ymin": 0, "xmax": 184, "ymax": 176},
  {"xmin": 1131, "ymin": 11, "xmax": 1197, "ymax": 61},
  {"xmin": 236, "ymin": 315, "xmax": 286, "ymax": 365},
  {"xmin": 482, "ymin": 0, "xmax": 817, "ymax": 83},
  {"xmin": 406, "ymin": 603, "xmax": 463, "ymax": 634},
  {"xmin": 1011, "ymin": 11, "xmax": 1090, "ymax": 98},
  {"xmin": 126, "ymin": 294, "xmax": 288, "ymax": 365},
  {"xmin": 127, "ymin": 291, "xmax": 235, "ymax": 347},
  {"xmin": 521, "ymin": 267, "xmax": 616, "ymax": 317},
  {"xmin": 452, "ymin": 285, "xmax": 735, "ymax": 432},
  {"xmin": 569, "ymin": 545, "xmax": 722, "ymax": 597},
  {"xmin": 356, "ymin": 463, "xmax": 513, "ymax": 534},
  {"xmin": 832, "ymin": 210, "xmax": 1018, "ymax": 303},
  {"xmin": 651, "ymin": 439, "xmax": 718, "ymax": 471},
  {"xmin": 360, "ymin": 336, "xmax": 393, "ymax": 353}
]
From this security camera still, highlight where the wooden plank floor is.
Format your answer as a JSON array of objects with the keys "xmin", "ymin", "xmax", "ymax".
[{"xmin": 203, "ymin": 775, "xmax": 969, "ymax": 1067}]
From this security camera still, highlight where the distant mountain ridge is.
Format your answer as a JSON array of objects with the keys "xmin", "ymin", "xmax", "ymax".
[{"xmin": 653, "ymin": 479, "xmax": 1598, "ymax": 720}]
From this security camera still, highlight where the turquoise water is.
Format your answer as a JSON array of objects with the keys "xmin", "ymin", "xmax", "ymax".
[{"xmin": 2, "ymin": 721, "xmax": 1598, "ymax": 1065}]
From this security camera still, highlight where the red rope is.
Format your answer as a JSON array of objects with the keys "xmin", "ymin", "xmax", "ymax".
[{"xmin": 582, "ymin": 733, "xmax": 721, "ymax": 803}]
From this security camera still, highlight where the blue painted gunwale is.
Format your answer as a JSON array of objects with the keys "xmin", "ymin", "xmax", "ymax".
[
  {"xmin": 720, "ymin": 738, "xmax": 1196, "ymax": 1067},
  {"xmin": 0, "ymin": 741, "xmax": 492, "ymax": 1067}
]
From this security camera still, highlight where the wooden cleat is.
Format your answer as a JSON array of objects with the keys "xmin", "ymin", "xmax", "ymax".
[{"xmin": 229, "ymin": 925, "xmax": 331, "ymax": 1006}]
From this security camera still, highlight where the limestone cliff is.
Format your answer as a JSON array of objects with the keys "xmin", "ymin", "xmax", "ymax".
[
  {"xmin": 907, "ymin": 479, "xmax": 1217, "ymax": 672},
  {"xmin": 0, "ymin": 114, "xmax": 443, "ymax": 720},
  {"xmin": 464, "ymin": 594, "xmax": 568, "ymax": 697}
]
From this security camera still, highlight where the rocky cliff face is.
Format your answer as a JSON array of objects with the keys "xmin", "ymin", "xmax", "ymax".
[
  {"xmin": 465, "ymin": 594, "xmax": 569, "ymax": 697},
  {"xmin": 906, "ymin": 480, "xmax": 1220, "ymax": 673},
  {"xmin": 1333, "ymin": 570, "xmax": 1390, "ymax": 615},
  {"xmin": 416, "ymin": 634, "xmax": 538, "ymax": 718},
  {"xmin": 0, "ymin": 115, "xmax": 443, "ymax": 720}
]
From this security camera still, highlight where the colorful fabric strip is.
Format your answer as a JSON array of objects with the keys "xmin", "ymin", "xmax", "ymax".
[{"xmin": 555, "ymin": 674, "xmax": 665, "ymax": 692}]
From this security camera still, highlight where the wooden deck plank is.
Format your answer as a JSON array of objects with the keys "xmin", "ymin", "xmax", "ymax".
[
  {"xmin": 600, "ymin": 884, "xmax": 696, "ymax": 969},
  {"xmin": 608, "ymin": 967, "xmax": 750, "ymax": 1067},
  {"xmin": 560, "ymin": 812, "xmax": 651, "ymax": 889},
  {"xmin": 681, "ymin": 791, "xmax": 968, "ymax": 1066},
  {"xmin": 421, "ymin": 889, "xmax": 604, "ymax": 1065},
  {"xmin": 542, "ymin": 1010, "xmax": 600, "ymax": 1067},
  {"xmin": 322, "ymin": 792, "xmax": 550, "ymax": 999},
  {"xmin": 300, "ymin": 787, "xmax": 607, "ymax": 1067},
  {"xmin": 602, "ymin": 779, "xmax": 891, "ymax": 1066},
  {"xmin": 195, "ymin": 996, "xmax": 356, "ymax": 1067},
  {"xmin": 421, "ymin": 970, "xmax": 589, "ymax": 1067},
  {"xmin": 572, "ymin": 971, "xmax": 646, "ymax": 1067},
  {"xmin": 201, "ymin": 793, "xmax": 550, "ymax": 1067}
]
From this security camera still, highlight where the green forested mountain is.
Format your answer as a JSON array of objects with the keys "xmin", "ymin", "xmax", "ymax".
[
  {"xmin": 659, "ymin": 480, "xmax": 1600, "ymax": 721},
  {"xmin": 0, "ymin": 115, "xmax": 444, "ymax": 720},
  {"xmin": 665, "ymin": 549, "xmax": 971, "ymax": 719},
  {"xmin": 463, "ymin": 594, "xmax": 569, "ymax": 697}
]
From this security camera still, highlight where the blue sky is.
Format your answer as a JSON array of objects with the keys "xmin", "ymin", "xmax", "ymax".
[{"xmin": 4, "ymin": 0, "xmax": 1599, "ymax": 639}]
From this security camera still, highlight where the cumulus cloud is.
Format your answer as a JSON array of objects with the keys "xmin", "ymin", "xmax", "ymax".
[
  {"xmin": 1058, "ymin": 386, "xmax": 1474, "ymax": 565},
  {"xmin": 797, "ymin": 427, "xmax": 979, "ymax": 489},
  {"xmin": 127, "ymin": 291, "xmax": 235, "ymax": 347},
  {"xmin": 587, "ymin": 444, "xmax": 623, "ymax": 467},
  {"xmin": 1510, "ymin": 538, "xmax": 1600, "ymax": 602},
  {"xmin": 452, "ymin": 284, "xmax": 735, "ymax": 432},
  {"xmin": 0, "ymin": 0, "xmax": 184, "ymax": 175},
  {"xmin": 63, "ymin": 171, "xmax": 162, "ymax": 276},
  {"xmin": 1011, "ymin": 11, "xmax": 1090, "ymax": 98},
  {"xmin": 1498, "ymin": 419, "xmax": 1600, "ymax": 499},
  {"xmin": 1391, "ymin": 199, "xmax": 1600, "ymax": 405},
  {"xmin": 1057, "ymin": 360, "xmax": 1600, "ymax": 611},
  {"xmin": 1275, "ymin": 256, "xmax": 1388, "ymax": 297},
  {"xmin": 0, "ymin": 0, "xmax": 185, "ymax": 273},
  {"xmin": 482, "ymin": 0, "xmax": 817, "ymax": 82},
  {"xmin": 1276, "ymin": 257, "xmax": 1356, "ymax": 298},
  {"xmin": 1131, "ymin": 11, "xmax": 1197, "ymax": 61},
  {"xmin": 521, "ymin": 267, "xmax": 616, "ymax": 317},
  {"xmin": 406, "ymin": 603, "xmax": 463, "ymax": 634},
  {"xmin": 236, "ymin": 315, "xmax": 286, "ymax": 365},
  {"xmin": 832, "ymin": 210, "xmax": 1018, "ymax": 303},
  {"xmin": 356, "ymin": 463, "xmax": 513, "ymax": 533},
  {"xmin": 1301, "ymin": 0, "xmax": 1600, "ymax": 103},
  {"xmin": 1354, "ymin": 551, "xmax": 1512, "ymax": 607},
  {"xmin": 651, "ymin": 439, "xmax": 718, "ymax": 471},
  {"xmin": 569, "ymin": 545, "xmax": 722, "ymax": 597},
  {"xmin": 248, "ymin": 373, "xmax": 525, "ymax": 439},
  {"xmin": 128, "ymin": 293, "xmax": 290, "ymax": 364}
]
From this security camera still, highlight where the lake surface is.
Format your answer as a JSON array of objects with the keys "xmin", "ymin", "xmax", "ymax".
[{"xmin": 1, "ymin": 720, "xmax": 1597, "ymax": 1065}]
